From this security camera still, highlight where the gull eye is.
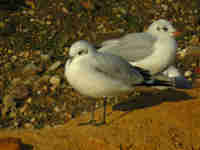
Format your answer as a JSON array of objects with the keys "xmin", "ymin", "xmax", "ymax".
[
  {"xmin": 78, "ymin": 50, "xmax": 84, "ymax": 55},
  {"xmin": 78, "ymin": 49, "xmax": 88, "ymax": 55},
  {"xmin": 156, "ymin": 27, "xmax": 161, "ymax": 31},
  {"xmin": 163, "ymin": 27, "xmax": 168, "ymax": 32}
]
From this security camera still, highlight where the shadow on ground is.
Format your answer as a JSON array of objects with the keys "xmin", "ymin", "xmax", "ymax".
[
  {"xmin": 112, "ymin": 89, "xmax": 193, "ymax": 111},
  {"xmin": 21, "ymin": 143, "xmax": 34, "ymax": 150}
]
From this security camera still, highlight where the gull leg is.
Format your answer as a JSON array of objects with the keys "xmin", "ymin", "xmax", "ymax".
[
  {"xmin": 78, "ymin": 100, "xmax": 96, "ymax": 126},
  {"xmin": 103, "ymin": 98, "xmax": 107, "ymax": 124},
  {"xmin": 95, "ymin": 97, "xmax": 107, "ymax": 126},
  {"xmin": 88, "ymin": 100, "xmax": 96, "ymax": 124}
]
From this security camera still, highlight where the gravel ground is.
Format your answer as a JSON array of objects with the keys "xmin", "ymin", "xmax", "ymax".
[{"xmin": 0, "ymin": 0, "xmax": 200, "ymax": 129}]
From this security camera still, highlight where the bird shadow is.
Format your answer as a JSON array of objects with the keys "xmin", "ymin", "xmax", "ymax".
[
  {"xmin": 112, "ymin": 89, "xmax": 193, "ymax": 111},
  {"xmin": 108, "ymin": 88, "xmax": 194, "ymax": 125},
  {"xmin": 21, "ymin": 143, "xmax": 34, "ymax": 150}
]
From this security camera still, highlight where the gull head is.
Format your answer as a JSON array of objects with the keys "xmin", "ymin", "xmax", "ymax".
[
  {"xmin": 147, "ymin": 19, "xmax": 180, "ymax": 37},
  {"xmin": 69, "ymin": 40, "xmax": 95, "ymax": 58}
]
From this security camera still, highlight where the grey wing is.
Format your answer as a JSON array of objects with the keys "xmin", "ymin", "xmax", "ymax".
[
  {"xmin": 93, "ymin": 52, "xmax": 147, "ymax": 85},
  {"xmin": 99, "ymin": 32, "xmax": 157, "ymax": 62}
]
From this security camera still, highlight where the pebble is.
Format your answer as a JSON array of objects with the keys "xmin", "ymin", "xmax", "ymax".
[
  {"xmin": 10, "ymin": 84, "xmax": 30, "ymax": 100},
  {"xmin": 11, "ymin": 56, "xmax": 17, "ymax": 62},
  {"xmin": 177, "ymin": 48, "xmax": 188, "ymax": 59},
  {"xmin": 193, "ymin": 78, "xmax": 200, "ymax": 88},
  {"xmin": 48, "ymin": 61, "xmax": 62, "ymax": 72},
  {"xmin": 23, "ymin": 63, "xmax": 39, "ymax": 75},
  {"xmin": 30, "ymin": 18, "xmax": 35, "ymax": 22},
  {"xmin": 50, "ymin": 75, "xmax": 61, "ymax": 87},
  {"xmin": 156, "ymin": 0, "xmax": 161, "ymax": 4},
  {"xmin": 40, "ymin": 54, "xmax": 50, "ymax": 61},
  {"xmin": 161, "ymin": 4, "xmax": 168, "ymax": 11},
  {"xmin": 184, "ymin": 70, "xmax": 192, "ymax": 77},
  {"xmin": 0, "ymin": 80, "xmax": 4, "ymax": 91},
  {"xmin": 28, "ymin": 10, "xmax": 35, "ymax": 16},
  {"xmin": 1, "ymin": 95, "xmax": 16, "ymax": 118},
  {"xmin": 62, "ymin": 7, "xmax": 69, "ymax": 14},
  {"xmin": 46, "ymin": 20, "xmax": 52, "ymax": 25},
  {"xmin": 0, "ymin": 22, "xmax": 5, "ymax": 28},
  {"xmin": 24, "ymin": 123, "xmax": 34, "ymax": 129},
  {"xmin": 54, "ymin": 106, "xmax": 60, "ymax": 112}
]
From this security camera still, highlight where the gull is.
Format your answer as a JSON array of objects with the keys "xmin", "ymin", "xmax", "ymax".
[
  {"xmin": 65, "ymin": 40, "xmax": 174, "ymax": 125},
  {"xmin": 98, "ymin": 19, "xmax": 180, "ymax": 75}
]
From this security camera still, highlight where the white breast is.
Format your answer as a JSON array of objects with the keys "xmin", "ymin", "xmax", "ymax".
[
  {"xmin": 130, "ymin": 37, "xmax": 176, "ymax": 75},
  {"xmin": 65, "ymin": 55, "xmax": 133, "ymax": 98}
]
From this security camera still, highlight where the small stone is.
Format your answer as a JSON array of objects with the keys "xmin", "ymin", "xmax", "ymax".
[
  {"xmin": 46, "ymin": 20, "xmax": 52, "ymax": 25},
  {"xmin": 11, "ymin": 56, "xmax": 17, "ymax": 62},
  {"xmin": 30, "ymin": 118, "xmax": 36, "ymax": 123},
  {"xmin": 11, "ymin": 78, "xmax": 21, "ymax": 86},
  {"xmin": 50, "ymin": 75, "xmax": 61, "ymax": 87},
  {"xmin": 1, "ymin": 95, "xmax": 15, "ymax": 118},
  {"xmin": 23, "ymin": 63, "xmax": 39, "ymax": 75},
  {"xmin": 161, "ymin": 4, "xmax": 168, "ymax": 11},
  {"xmin": 0, "ymin": 22, "xmax": 5, "ymax": 28},
  {"xmin": 184, "ymin": 70, "xmax": 192, "ymax": 77},
  {"xmin": 19, "ymin": 104, "xmax": 28, "ymax": 113},
  {"xmin": 177, "ymin": 49, "xmax": 188, "ymax": 59},
  {"xmin": 24, "ymin": 123, "xmax": 34, "ymax": 129},
  {"xmin": 26, "ymin": 97, "xmax": 32, "ymax": 104},
  {"xmin": 22, "ymin": 10, "xmax": 27, "ymax": 14},
  {"xmin": 48, "ymin": 61, "xmax": 62, "ymax": 71},
  {"xmin": 156, "ymin": 0, "xmax": 161, "ymax": 4},
  {"xmin": 54, "ymin": 106, "xmax": 60, "ymax": 112},
  {"xmin": 193, "ymin": 78, "xmax": 200, "ymax": 88},
  {"xmin": 10, "ymin": 84, "xmax": 30, "ymax": 100},
  {"xmin": 40, "ymin": 54, "xmax": 50, "ymax": 61},
  {"xmin": 64, "ymin": 47, "xmax": 69, "ymax": 53},
  {"xmin": 0, "ymin": 80, "xmax": 4, "ymax": 92},
  {"xmin": 28, "ymin": 10, "xmax": 35, "ymax": 16},
  {"xmin": 30, "ymin": 18, "xmax": 35, "ymax": 22},
  {"xmin": 62, "ymin": 7, "xmax": 69, "ymax": 14}
]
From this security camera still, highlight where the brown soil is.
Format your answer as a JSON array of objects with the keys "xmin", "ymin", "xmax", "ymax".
[{"xmin": 0, "ymin": 86, "xmax": 199, "ymax": 150}]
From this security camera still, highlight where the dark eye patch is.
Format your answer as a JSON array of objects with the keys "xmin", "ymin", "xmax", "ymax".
[
  {"xmin": 156, "ymin": 27, "xmax": 161, "ymax": 31},
  {"xmin": 78, "ymin": 51, "xmax": 83, "ymax": 55},
  {"xmin": 78, "ymin": 49, "xmax": 88, "ymax": 55},
  {"xmin": 163, "ymin": 27, "xmax": 168, "ymax": 32}
]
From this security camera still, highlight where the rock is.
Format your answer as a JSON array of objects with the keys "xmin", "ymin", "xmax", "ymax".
[
  {"xmin": 40, "ymin": 54, "xmax": 50, "ymax": 61},
  {"xmin": 0, "ymin": 80, "xmax": 4, "ymax": 95},
  {"xmin": 0, "ymin": 137, "xmax": 22, "ymax": 150},
  {"xmin": 22, "ymin": 63, "xmax": 40, "ymax": 75},
  {"xmin": 11, "ymin": 78, "xmax": 21, "ymax": 86},
  {"xmin": 193, "ymin": 78, "xmax": 200, "ymax": 88},
  {"xmin": 1, "ymin": 95, "xmax": 16, "ymax": 118},
  {"xmin": 184, "ymin": 70, "xmax": 192, "ymax": 77},
  {"xmin": 195, "ymin": 67, "xmax": 200, "ymax": 75},
  {"xmin": 10, "ymin": 84, "xmax": 30, "ymax": 100},
  {"xmin": 155, "ymin": 0, "xmax": 161, "ymax": 4},
  {"xmin": 54, "ymin": 106, "xmax": 60, "ymax": 112},
  {"xmin": 32, "ymin": 75, "xmax": 50, "ymax": 95},
  {"xmin": 161, "ymin": 4, "xmax": 168, "ymax": 11},
  {"xmin": 62, "ymin": 7, "xmax": 69, "ymax": 14},
  {"xmin": 46, "ymin": 20, "xmax": 52, "ymax": 25},
  {"xmin": 177, "ymin": 48, "xmax": 188, "ymax": 59},
  {"xmin": 49, "ymin": 75, "xmax": 61, "ymax": 87},
  {"xmin": 24, "ymin": 123, "xmax": 34, "ymax": 129},
  {"xmin": 48, "ymin": 61, "xmax": 62, "ymax": 72}
]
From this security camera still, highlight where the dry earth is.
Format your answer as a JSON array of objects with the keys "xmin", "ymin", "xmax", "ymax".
[{"xmin": 0, "ymin": 86, "xmax": 200, "ymax": 150}]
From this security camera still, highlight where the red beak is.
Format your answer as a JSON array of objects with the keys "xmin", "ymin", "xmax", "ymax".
[{"xmin": 173, "ymin": 31, "xmax": 181, "ymax": 37}]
